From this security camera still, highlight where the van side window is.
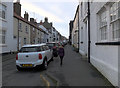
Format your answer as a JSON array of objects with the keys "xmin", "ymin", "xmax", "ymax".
[
  {"xmin": 45, "ymin": 45, "xmax": 49, "ymax": 50},
  {"xmin": 42, "ymin": 46, "xmax": 46, "ymax": 51},
  {"xmin": 37, "ymin": 46, "xmax": 42, "ymax": 52}
]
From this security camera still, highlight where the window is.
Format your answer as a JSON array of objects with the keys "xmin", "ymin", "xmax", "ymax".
[
  {"xmin": 110, "ymin": 2, "xmax": 120, "ymax": 40},
  {"xmin": 38, "ymin": 38, "xmax": 40, "ymax": 43},
  {"xmin": 37, "ymin": 46, "xmax": 43, "ymax": 52},
  {"xmin": 45, "ymin": 45, "xmax": 49, "ymax": 50},
  {"xmin": 99, "ymin": 9, "xmax": 107, "ymax": 40},
  {"xmin": 25, "ymin": 26, "xmax": 28, "ymax": 33},
  {"xmin": 33, "ymin": 28, "xmax": 35, "ymax": 32},
  {"xmin": 0, "ymin": 30, "xmax": 6, "ymax": 44},
  {"xmin": 81, "ymin": 3, "xmax": 83, "ymax": 18},
  {"xmin": 19, "ymin": 23, "xmax": 22, "ymax": 31},
  {"xmin": 24, "ymin": 38, "xmax": 26, "ymax": 45},
  {"xmin": 0, "ymin": 4, "xmax": 6, "ymax": 19}
]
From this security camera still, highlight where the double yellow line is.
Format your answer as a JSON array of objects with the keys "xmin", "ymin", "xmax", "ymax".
[{"xmin": 40, "ymin": 74, "xmax": 50, "ymax": 88}]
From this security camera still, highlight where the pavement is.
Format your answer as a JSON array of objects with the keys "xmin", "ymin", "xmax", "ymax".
[{"xmin": 46, "ymin": 44, "xmax": 114, "ymax": 87}]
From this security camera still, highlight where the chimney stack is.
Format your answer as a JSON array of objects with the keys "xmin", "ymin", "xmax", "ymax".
[
  {"xmin": 30, "ymin": 18, "xmax": 34, "ymax": 23},
  {"xmin": 24, "ymin": 11, "xmax": 29, "ymax": 21},
  {"xmin": 34, "ymin": 20, "xmax": 37, "ymax": 25},
  {"xmin": 40, "ymin": 20, "xmax": 43, "ymax": 25},
  {"xmin": 17, "ymin": 0, "xmax": 20, "ymax": 3},
  {"xmin": 50, "ymin": 22, "xmax": 52, "ymax": 27},
  {"xmin": 44, "ymin": 17, "xmax": 48, "ymax": 22},
  {"xmin": 14, "ymin": 0, "xmax": 21, "ymax": 16}
]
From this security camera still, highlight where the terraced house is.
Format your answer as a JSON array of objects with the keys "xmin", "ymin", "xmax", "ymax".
[
  {"xmin": 0, "ymin": 1, "xmax": 16, "ymax": 53},
  {"xmin": 72, "ymin": 5, "xmax": 79, "ymax": 52},
  {"xmin": 13, "ymin": 1, "xmax": 44, "ymax": 51}
]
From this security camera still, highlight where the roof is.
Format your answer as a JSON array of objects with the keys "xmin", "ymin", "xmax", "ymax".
[
  {"xmin": 14, "ymin": 13, "xmax": 47, "ymax": 33},
  {"xmin": 73, "ymin": 5, "xmax": 79, "ymax": 22},
  {"xmin": 22, "ymin": 43, "xmax": 46, "ymax": 47}
]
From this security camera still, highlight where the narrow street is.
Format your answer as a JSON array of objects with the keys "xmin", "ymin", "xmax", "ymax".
[{"xmin": 2, "ymin": 44, "xmax": 113, "ymax": 87}]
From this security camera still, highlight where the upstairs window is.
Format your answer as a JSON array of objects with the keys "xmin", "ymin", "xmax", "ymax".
[
  {"xmin": 19, "ymin": 23, "xmax": 22, "ymax": 31},
  {"xmin": 33, "ymin": 28, "xmax": 35, "ymax": 32},
  {"xmin": 25, "ymin": 26, "xmax": 28, "ymax": 33},
  {"xmin": 24, "ymin": 38, "xmax": 27, "ymax": 45},
  {"xmin": 0, "ymin": 4, "xmax": 6, "ymax": 19}
]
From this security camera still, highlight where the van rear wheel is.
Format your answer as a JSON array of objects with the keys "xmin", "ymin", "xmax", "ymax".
[
  {"xmin": 42, "ymin": 59, "xmax": 48, "ymax": 70},
  {"xmin": 16, "ymin": 66, "xmax": 22, "ymax": 71}
]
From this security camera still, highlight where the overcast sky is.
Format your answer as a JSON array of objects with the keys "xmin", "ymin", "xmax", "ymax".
[{"xmin": 14, "ymin": 0, "xmax": 79, "ymax": 38}]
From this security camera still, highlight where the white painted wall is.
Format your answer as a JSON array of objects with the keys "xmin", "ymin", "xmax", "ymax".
[
  {"xmin": 90, "ymin": 2, "xmax": 118, "ymax": 86},
  {"xmin": 39, "ymin": 25, "xmax": 48, "ymax": 43},
  {"xmin": 78, "ymin": 1, "xmax": 118, "ymax": 86},
  {"xmin": 79, "ymin": 2, "xmax": 88, "ymax": 56},
  {"xmin": 1, "ymin": 2, "xmax": 17, "ymax": 53}
]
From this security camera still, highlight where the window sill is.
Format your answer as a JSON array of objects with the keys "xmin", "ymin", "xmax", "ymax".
[
  {"xmin": 0, "ymin": 17, "xmax": 7, "ymax": 22},
  {"xmin": 95, "ymin": 42, "xmax": 120, "ymax": 46},
  {"xmin": 0, "ymin": 44, "xmax": 7, "ymax": 47}
]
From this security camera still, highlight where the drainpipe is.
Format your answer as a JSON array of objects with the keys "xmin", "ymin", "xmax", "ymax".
[
  {"xmin": 17, "ymin": 19, "xmax": 19, "ymax": 52},
  {"xmin": 88, "ymin": 1, "xmax": 90, "ymax": 63},
  {"xmin": 78, "ymin": 5, "xmax": 80, "ymax": 52}
]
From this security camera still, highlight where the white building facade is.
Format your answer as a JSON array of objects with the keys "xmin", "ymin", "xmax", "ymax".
[
  {"xmin": 79, "ymin": 1, "xmax": 89, "ymax": 57},
  {"xmin": 38, "ymin": 25, "xmax": 48, "ymax": 43},
  {"xmin": 78, "ymin": 1, "xmax": 119, "ymax": 86},
  {"xmin": 0, "ymin": 1, "xmax": 16, "ymax": 53},
  {"xmin": 72, "ymin": 5, "xmax": 79, "ymax": 51}
]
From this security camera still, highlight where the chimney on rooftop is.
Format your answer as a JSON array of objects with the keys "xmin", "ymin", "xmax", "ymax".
[
  {"xmin": 40, "ymin": 20, "xmax": 43, "ymax": 25},
  {"xmin": 30, "ymin": 18, "xmax": 34, "ymax": 23},
  {"xmin": 45, "ymin": 17, "xmax": 48, "ymax": 22},
  {"xmin": 24, "ymin": 11, "xmax": 29, "ymax": 21},
  {"xmin": 50, "ymin": 22, "xmax": 52, "ymax": 27},
  {"xmin": 14, "ymin": 0, "xmax": 21, "ymax": 16}
]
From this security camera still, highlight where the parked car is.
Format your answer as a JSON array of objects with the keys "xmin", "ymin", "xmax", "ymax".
[
  {"xmin": 46, "ymin": 42, "xmax": 60, "ymax": 57},
  {"xmin": 16, "ymin": 43, "xmax": 52, "ymax": 71}
]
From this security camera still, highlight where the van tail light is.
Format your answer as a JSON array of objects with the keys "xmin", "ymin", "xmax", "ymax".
[
  {"xmin": 39, "ymin": 54, "xmax": 42, "ymax": 59},
  {"xmin": 16, "ymin": 54, "xmax": 18, "ymax": 60}
]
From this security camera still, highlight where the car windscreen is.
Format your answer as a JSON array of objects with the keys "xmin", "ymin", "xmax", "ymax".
[{"xmin": 19, "ymin": 46, "xmax": 42, "ymax": 52}]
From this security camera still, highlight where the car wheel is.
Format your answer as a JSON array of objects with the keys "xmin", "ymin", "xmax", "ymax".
[
  {"xmin": 51, "ymin": 56, "xmax": 54, "ymax": 61},
  {"xmin": 43, "ymin": 59, "xmax": 48, "ymax": 70},
  {"xmin": 16, "ymin": 66, "xmax": 22, "ymax": 71}
]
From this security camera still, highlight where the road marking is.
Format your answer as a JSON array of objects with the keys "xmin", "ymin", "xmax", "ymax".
[{"xmin": 40, "ymin": 74, "xmax": 50, "ymax": 88}]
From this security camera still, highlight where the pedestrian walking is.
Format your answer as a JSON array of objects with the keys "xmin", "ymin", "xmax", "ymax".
[{"xmin": 58, "ymin": 45, "xmax": 65, "ymax": 66}]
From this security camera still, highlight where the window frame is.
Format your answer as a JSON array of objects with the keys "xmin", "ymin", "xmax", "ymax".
[
  {"xmin": 98, "ymin": 8, "xmax": 108, "ymax": 42},
  {"xmin": 110, "ymin": 2, "xmax": 120, "ymax": 41},
  {"xmin": 25, "ymin": 26, "xmax": 28, "ymax": 33},
  {"xmin": 0, "ymin": 30, "xmax": 6, "ymax": 44},
  {"xmin": 0, "ymin": 3, "xmax": 6, "ymax": 20},
  {"xmin": 19, "ymin": 22, "xmax": 22, "ymax": 31}
]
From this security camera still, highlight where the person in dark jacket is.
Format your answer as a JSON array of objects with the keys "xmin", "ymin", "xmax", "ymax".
[
  {"xmin": 58, "ymin": 46, "xmax": 65, "ymax": 66},
  {"xmin": 53, "ymin": 46, "xmax": 58, "ymax": 57}
]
